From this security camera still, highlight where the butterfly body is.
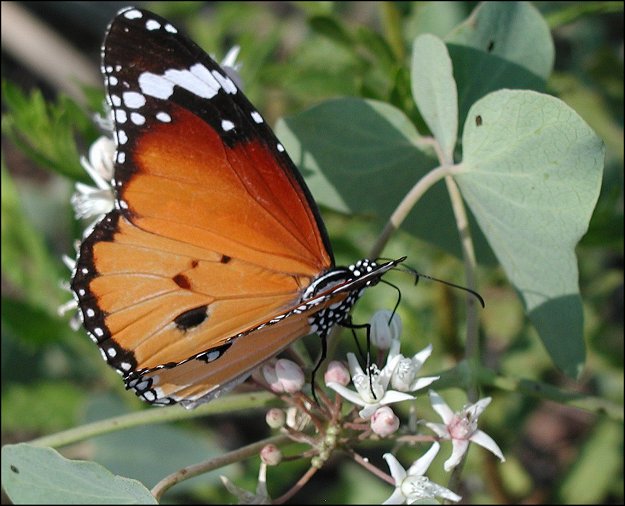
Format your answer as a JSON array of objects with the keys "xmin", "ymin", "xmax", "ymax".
[{"xmin": 70, "ymin": 7, "xmax": 403, "ymax": 408}]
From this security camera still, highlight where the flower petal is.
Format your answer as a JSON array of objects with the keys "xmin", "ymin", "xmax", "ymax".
[
  {"xmin": 443, "ymin": 439, "xmax": 470, "ymax": 471},
  {"xmin": 422, "ymin": 482, "xmax": 462, "ymax": 503},
  {"xmin": 467, "ymin": 396, "xmax": 492, "ymax": 418},
  {"xmin": 358, "ymin": 404, "xmax": 379, "ymax": 419},
  {"xmin": 424, "ymin": 422, "xmax": 448, "ymax": 438},
  {"xmin": 428, "ymin": 390, "xmax": 454, "ymax": 424},
  {"xmin": 326, "ymin": 382, "xmax": 366, "ymax": 407},
  {"xmin": 411, "ymin": 343, "xmax": 433, "ymax": 366},
  {"xmin": 407, "ymin": 442, "xmax": 440, "ymax": 476},
  {"xmin": 409, "ymin": 375, "xmax": 439, "ymax": 392},
  {"xmin": 347, "ymin": 352, "xmax": 365, "ymax": 377},
  {"xmin": 380, "ymin": 390, "xmax": 415, "ymax": 405},
  {"xmin": 383, "ymin": 453, "xmax": 407, "ymax": 484},
  {"xmin": 470, "ymin": 429, "xmax": 505, "ymax": 462}
]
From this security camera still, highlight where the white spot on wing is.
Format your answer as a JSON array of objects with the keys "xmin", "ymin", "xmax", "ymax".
[
  {"xmin": 211, "ymin": 70, "xmax": 237, "ymax": 94},
  {"xmin": 251, "ymin": 111, "xmax": 263, "ymax": 123},
  {"xmin": 138, "ymin": 63, "xmax": 222, "ymax": 101},
  {"xmin": 146, "ymin": 19, "xmax": 161, "ymax": 31},
  {"xmin": 156, "ymin": 112, "xmax": 171, "ymax": 123},
  {"xmin": 221, "ymin": 119, "xmax": 235, "ymax": 131},
  {"xmin": 124, "ymin": 9, "xmax": 142, "ymax": 20},
  {"xmin": 123, "ymin": 91, "xmax": 146, "ymax": 109},
  {"xmin": 277, "ymin": 143, "xmax": 285, "ymax": 152},
  {"xmin": 115, "ymin": 109, "xmax": 127, "ymax": 124},
  {"xmin": 205, "ymin": 350, "xmax": 220, "ymax": 362},
  {"xmin": 165, "ymin": 24, "xmax": 177, "ymax": 33},
  {"xmin": 131, "ymin": 112, "xmax": 145, "ymax": 125}
]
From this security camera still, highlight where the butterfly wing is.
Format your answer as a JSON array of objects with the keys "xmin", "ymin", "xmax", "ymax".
[
  {"xmin": 126, "ymin": 257, "xmax": 404, "ymax": 408},
  {"xmin": 71, "ymin": 7, "xmax": 334, "ymax": 395},
  {"xmin": 127, "ymin": 294, "xmax": 330, "ymax": 408}
]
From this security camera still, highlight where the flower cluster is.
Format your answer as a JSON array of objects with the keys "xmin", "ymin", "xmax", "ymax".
[{"xmin": 234, "ymin": 309, "xmax": 506, "ymax": 504}]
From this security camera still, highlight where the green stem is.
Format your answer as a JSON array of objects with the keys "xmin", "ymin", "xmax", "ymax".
[
  {"xmin": 370, "ymin": 163, "xmax": 453, "ymax": 259},
  {"xmin": 444, "ymin": 175, "xmax": 481, "ymax": 402},
  {"xmin": 152, "ymin": 434, "xmax": 290, "ymax": 502},
  {"xmin": 27, "ymin": 392, "xmax": 278, "ymax": 448}
]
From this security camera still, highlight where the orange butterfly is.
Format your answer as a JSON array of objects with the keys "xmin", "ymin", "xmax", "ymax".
[{"xmin": 70, "ymin": 7, "xmax": 404, "ymax": 408}]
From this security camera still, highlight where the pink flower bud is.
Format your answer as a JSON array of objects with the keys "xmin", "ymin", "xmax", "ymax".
[
  {"xmin": 263, "ymin": 359, "xmax": 305, "ymax": 393},
  {"xmin": 324, "ymin": 360, "xmax": 350, "ymax": 386},
  {"xmin": 371, "ymin": 406, "xmax": 400, "ymax": 437},
  {"xmin": 265, "ymin": 408, "xmax": 286, "ymax": 429},
  {"xmin": 260, "ymin": 444, "xmax": 282, "ymax": 466}
]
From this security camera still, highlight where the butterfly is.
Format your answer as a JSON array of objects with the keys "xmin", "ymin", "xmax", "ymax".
[{"xmin": 70, "ymin": 6, "xmax": 404, "ymax": 409}]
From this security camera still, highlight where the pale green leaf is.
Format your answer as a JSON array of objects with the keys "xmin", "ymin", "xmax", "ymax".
[
  {"xmin": 456, "ymin": 89, "xmax": 604, "ymax": 376},
  {"xmin": 1, "ymin": 443, "xmax": 157, "ymax": 504},
  {"xmin": 276, "ymin": 97, "xmax": 496, "ymax": 260},
  {"xmin": 411, "ymin": 33, "xmax": 458, "ymax": 161},
  {"xmin": 445, "ymin": 1, "xmax": 554, "ymax": 129}
]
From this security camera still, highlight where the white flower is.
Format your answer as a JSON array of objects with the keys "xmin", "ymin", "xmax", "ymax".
[
  {"xmin": 70, "ymin": 136, "xmax": 115, "ymax": 225},
  {"xmin": 425, "ymin": 390, "xmax": 505, "ymax": 471},
  {"xmin": 326, "ymin": 352, "xmax": 413, "ymax": 419},
  {"xmin": 388, "ymin": 340, "xmax": 439, "ymax": 393},
  {"xmin": 370, "ymin": 309, "xmax": 402, "ymax": 350},
  {"xmin": 221, "ymin": 462, "xmax": 271, "ymax": 504},
  {"xmin": 383, "ymin": 443, "xmax": 461, "ymax": 504}
]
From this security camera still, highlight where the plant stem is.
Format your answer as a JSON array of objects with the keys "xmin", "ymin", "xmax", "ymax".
[
  {"xmin": 444, "ymin": 175, "xmax": 481, "ymax": 402},
  {"xmin": 370, "ymin": 162, "xmax": 452, "ymax": 259},
  {"xmin": 27, "ymin": 392, "xmax": 278, "ymax": 448},
  {"xmin": 152, "ymin": 434, "xmax": 290, "ymax": 501}
]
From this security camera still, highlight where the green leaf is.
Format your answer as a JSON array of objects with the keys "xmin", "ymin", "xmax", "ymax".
[
  {"xmin": 308, "ymin": 15, "xmax": 354, "ymax": 47},
  {"xmin": 411, "ymin": 34, "xmax": 458, "ymax": 160},
  {"xmin": 1, "ymin": 443, "xmax": 157, "ymax": 504},
  {"xmin": 276, "ymin": 98, "xmax": 426, "ymax": 214},
  {"xmin": 445, "ymin": 1, "xmax": 554, "ymax": 130},
  {"xmin": 355, "ymin": 26, "xmax": 398, "ymax": 74},
  {"xmin": 1, "ymin": 166, "xmax": 66, "ymax": 314},
  {"xmin": 276, "ymin": 97, "xmax": 495, "ymax": 260},
  {"xmin": 1, "ymin": 81, "xmax": 97, "ymax": 180},
  {"xmin": 447, "ymin": 2, "xmax": 554, "ymax": 79},
  {"xmin": 456, "ymin": 89, "xmax": 604, "ymax": 376}
]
